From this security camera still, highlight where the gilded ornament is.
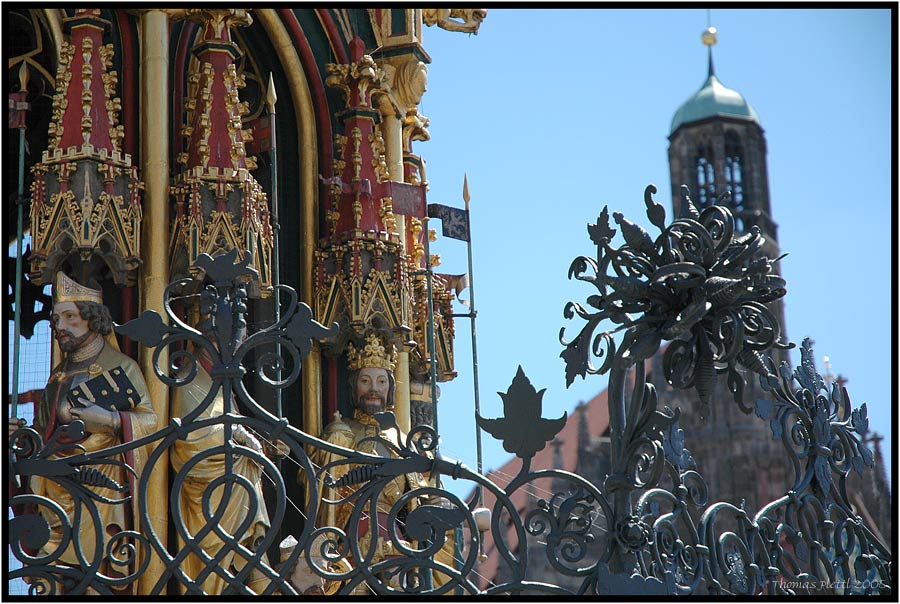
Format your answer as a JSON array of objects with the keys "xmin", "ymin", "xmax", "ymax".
[
  {"xmin": 351, "ymin": 127, "xmax": 363, "ymax": 181},
  {"xmin": 352, "ymin": 199, "xmax": 363, "ymax": 230},
  {"xmin": 422, "ymin": 8, "xmax": 487, "ymax": 34},
  {"xmin": 369, "ymin": 128, "xmax": 390, "ymax": 183},
  {"xmin": 402, "ymin": 107, "xmax": 430, "ymax": 151},
  {"xmin": 410, "ymin": 218, "xmax": 425, "ymax": 266},
  {"xmin": 325, "ymin": 53, "xmax": 386, "ymax": 110},
  {"xmin": 379, "ymin": 197, "xmax": 397, "ymax": 235},
  {"xmin": 394, "ymin": 59, "xmax": 429, "ymax": 110}
]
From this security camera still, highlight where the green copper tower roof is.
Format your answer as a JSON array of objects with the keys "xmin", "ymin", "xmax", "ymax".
[{"xmin": 670, "ymin": 26, "xmax": 760, "ymax": 135}]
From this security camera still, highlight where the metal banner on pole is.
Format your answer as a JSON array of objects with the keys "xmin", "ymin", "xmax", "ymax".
[
  {"xmin": 461, "ymin": 174, "xmax": 486, "ymax": 559},
  {"xmin": 430, "ymin": 174, "xmax": 487, "ymax": 559}
]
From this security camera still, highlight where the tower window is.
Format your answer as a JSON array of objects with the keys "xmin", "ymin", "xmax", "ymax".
[
  {"xmin": 694, "ymin": 145, "xmax": 715, "ymax": 208},
  {"xmin": 724, "ymin": 132, "xmax": 745, "ymax": 204}
]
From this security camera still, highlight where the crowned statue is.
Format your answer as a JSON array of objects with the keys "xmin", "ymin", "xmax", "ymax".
[{"xmin": 296, "ymin": 332, "xmax": 431, "ymax": 592}]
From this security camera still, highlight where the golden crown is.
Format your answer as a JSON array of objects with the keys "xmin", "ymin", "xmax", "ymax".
[
  {"xmin": 54, "ymin": 272, "xmax": 102, "ymax": 305},
  {"xmin": 347, "ymin": 333, "xmax": 396, "ymax": 372}
]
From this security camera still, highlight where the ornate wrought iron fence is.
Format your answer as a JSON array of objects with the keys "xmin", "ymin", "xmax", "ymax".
[{"xmin": 7, "ymin": 189, "xmax": 891, "ymax": 595}]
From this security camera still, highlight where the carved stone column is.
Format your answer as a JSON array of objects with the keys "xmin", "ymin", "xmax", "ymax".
[
  {"xmin": 375, "ymin": 55, "xmax": 429, "ymax": 433},
  {"xmin": 137, "ymin": 9, "xmax": 170, "ymax": 594}
]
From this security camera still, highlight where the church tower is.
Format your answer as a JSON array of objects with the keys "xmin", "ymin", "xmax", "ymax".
[
  {"xmin": 668, "ymin": 27, "xmax": 776, "ymax": 246},
  {"xmin": 651, "ymin": 26, "xmax": 791, "ymax": 512},
  {"xmin": 668, "ymin": 26, "xmax": 788, "ymax": 357}
]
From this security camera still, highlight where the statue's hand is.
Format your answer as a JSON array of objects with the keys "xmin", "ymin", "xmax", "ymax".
[
  {"xmin": 232, "ymin": 424, "xmax": 263, "ymax": 454},
  {"xmin": 264, "ymin": 438, "xmax": 290, "ymax": 459},
  {"xmin": 70, "ymin": 399, "xmax": 121, "ymax": 435}
]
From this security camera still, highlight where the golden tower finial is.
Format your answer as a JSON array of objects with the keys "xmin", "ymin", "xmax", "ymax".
[
  {"xmin": 347, "ymin": 333, "xmax": 397, "ymax": 371},
  {"xmin": 701, "ymin": 20, "xmax": 718, "ymax": 77}
]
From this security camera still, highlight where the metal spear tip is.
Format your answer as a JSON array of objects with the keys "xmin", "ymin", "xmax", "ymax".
[
  {"xmin": 463, "ymin": 172, "xmax": 470, "ymax": 208},
  {"xmin": 18, "ymin": 61, "xmax": 30, "ymax": 91},
  {"xmin": 266, "ymin": 73, "xmax": 277, "ymax": 110}
]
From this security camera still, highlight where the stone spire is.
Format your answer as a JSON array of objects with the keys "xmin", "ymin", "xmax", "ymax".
[
  {"xmin": 29, "ymin": 9, "xmax": 143, "ymax": 287},
  {"xmin": 662, "ymin": 21, "xmax": 790, "ymax": 514},
  {"xmin": 169, "ymin": 9, "xmax": 274, "ymax": 298}
]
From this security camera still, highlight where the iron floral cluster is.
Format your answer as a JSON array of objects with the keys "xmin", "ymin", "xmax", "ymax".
[{"xmin": 561, "ymin": 184, "xmax": 791, "ymax": 417}]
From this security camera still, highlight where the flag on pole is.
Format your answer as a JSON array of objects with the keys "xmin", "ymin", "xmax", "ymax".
[
  {"xmin": 437, "ymin": 273, "xmax": 469, "ymax": 305},
  {"xmin": 388, "ymin": 181, "xmax": 426, "ymax": 217},
  {"xmin": 427, "ymin": 203, "xmax": 470, "ymax": 241}
]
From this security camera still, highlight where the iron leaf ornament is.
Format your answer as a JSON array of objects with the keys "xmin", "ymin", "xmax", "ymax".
[
  {"xmin": 114, "ymin": 249, "xmax": 336, "ymax": 414},
  {"xmin": 755, "ymin": 337, "xmax": 875, "ymax": 505},
  {"xmin": 193, "ymin": 247, "xmax": 258, "ymax": 286},
  {"xmin": 284, "ymin": 302, "xmax": 339, "ymax": 359},
  {"xmin": 476, "ymin": 366, "xmax": 567, "ymax": 459},
  {"xmin": 560, "ymin": 184, "xmax": 792, "ymax": 416},
  {"xmin": 114, "ymin": 310, "xmax": 173, "ymax": 348}
]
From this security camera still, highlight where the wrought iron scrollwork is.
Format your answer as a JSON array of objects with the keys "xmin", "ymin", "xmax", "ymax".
[
  {"xmin": 8, "ymin": 188, "xmax": 891, "ymax": 596},
  {"xmin": 556, "ymin": 185, "xmax": 890, "ymax": 596}
]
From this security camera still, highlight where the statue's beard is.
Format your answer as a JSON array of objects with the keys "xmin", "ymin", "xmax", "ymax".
[
  {"xmin": 55, "ymin": 329, "xmax": 92, "ymax": 353},
  {"xmin": 355, "ymin": 393, "xmax": 386, "ymax": 415}
]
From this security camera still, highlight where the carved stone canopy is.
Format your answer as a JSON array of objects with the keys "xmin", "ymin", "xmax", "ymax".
[
  {"xmin": 169, "ymin": 8, "xmax": 273, "ymax": 298},
  {"xmin": 28, "ymin": 9, "xmax": 143, "ymax": 288}
]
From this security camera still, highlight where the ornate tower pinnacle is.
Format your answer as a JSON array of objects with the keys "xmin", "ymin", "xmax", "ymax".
[
  {"xmin": 169, "ymin": 9, "xmax": 274, "ymax": 298},
  {"xmin": 29, "ymin": 8, "xmax": 143, "ymax": 287},
  {"xmin": 314, "ymin": 38, "xmax": 425, "ymax": 344},
  {"xmin": 179, "ymin": 9, "xmax": 254, "ymax": 173}
]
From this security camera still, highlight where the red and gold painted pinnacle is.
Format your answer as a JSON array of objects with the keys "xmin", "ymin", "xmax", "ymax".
[
  {"xmin": 314, "ymin": 36, "xmax": 422, "ymax": 387},
  {"xmin": 169, "ymin": 9, "xmax": 274, "ymax": 298},
  {"xmin": 323, "ymin": 37, "xmax": 396, "ymax": 243},
  {"xmin": 28, "ymin": 9, "xmax": 143, "ymax": 287},
  {"xmin": 314, "ymin": 32, "xmax": 458, "ymax": 402}
]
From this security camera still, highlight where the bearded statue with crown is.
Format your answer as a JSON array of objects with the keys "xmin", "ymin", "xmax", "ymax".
[
  {"xmin": 9, "ymin": 273, "xmax": 158, "ymax": 594},
  {"xmin": 295, "ymin": 332, "xmax": 431, "ymax": 592}
]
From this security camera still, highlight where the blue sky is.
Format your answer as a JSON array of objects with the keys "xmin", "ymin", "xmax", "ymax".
[{"xmin": 417, "ymin": 8, "xmax": 893, "ymax": 498}]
